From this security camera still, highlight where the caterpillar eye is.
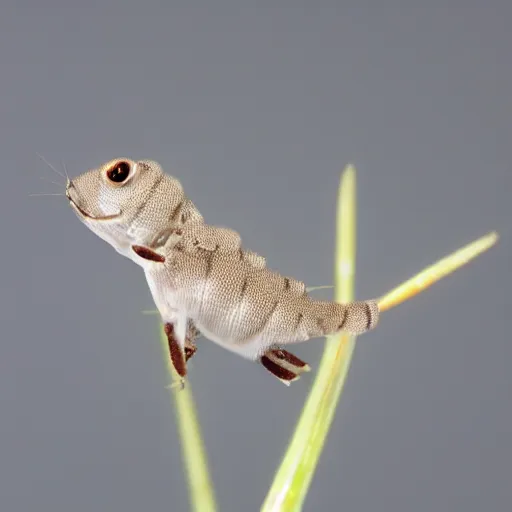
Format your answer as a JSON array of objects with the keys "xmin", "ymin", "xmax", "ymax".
[{"xmin": 106, "ymin": 161, "xmax": 131, "ymax": 183}]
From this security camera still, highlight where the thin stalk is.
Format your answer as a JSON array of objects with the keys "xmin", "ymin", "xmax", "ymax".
[
  {"xmin": 261, "ymin": 164, "xmax": 358, "ymax": 511},
  {"xmin": 159, "ymin": 328, "xmax": 217, "ymax": 512},
  {"xmin": 261, "ymin": 166, "xmax": 499, "ymax": 512},
  {"xmin": 377, "ymin": 231, "xmax": 498, "ymax": 312}
]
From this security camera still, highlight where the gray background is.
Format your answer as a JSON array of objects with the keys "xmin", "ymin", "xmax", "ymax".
[{"xmin": 1, "ymin": 2, "xmax": 510, "ymax": 511}]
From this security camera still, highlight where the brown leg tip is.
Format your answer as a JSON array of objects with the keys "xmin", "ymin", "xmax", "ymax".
[
  {"xmin": 270, "ymin": 349, "xmax": 311, "ymax": 371},
  {"xmin": 260, "ymin": 353, "xmax": 304, "ymax": 385},
  {"xmin": 184, "ymin": 342, "xmax": 197, "ymax": 362},
  {"xmin": 132, "ymin": 245, "xmax": 166, "ymax": 263},
  {"xmin": 164, "ymin": 323, "xmax": 187, "ymax": 378}
]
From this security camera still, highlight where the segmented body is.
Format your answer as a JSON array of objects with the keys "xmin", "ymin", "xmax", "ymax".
[
  {"xmin": 66, "ymin": 157, "xmax": 380, "ymax": 382},
  {"xmin": 142, "ymin": 227, "xmax": 379, "ymax": 360}
]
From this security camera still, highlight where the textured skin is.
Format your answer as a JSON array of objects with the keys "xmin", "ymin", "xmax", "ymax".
[
  {"xmin": 66, "ymin": 158, "xmax": 204, "ymax": 264},
  {"xmin": 65, "ymin": 158, "xmax": 272, "ymax": 362},
  {"xmin": 67, "ymin": 158, "xmax": 380, "ymax": 378},
  {"xmin": 66, "ymin": 158, "xmax": 208, "ymax": 358},
  {"xmin": 140, "ymin": 227, "xmax": 379, "ymax": 360},
  {"xmin": 66, "ymin": 158, "xmax": 263, "ymax": 267}
]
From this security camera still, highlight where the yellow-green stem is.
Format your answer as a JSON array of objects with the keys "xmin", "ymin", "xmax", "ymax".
[
  {"xmin": 159, "ymin": 329, "xmax": 217, "ymax": 512},
  {"xmin": 261, "ymin": 163, "xmax": 498, "ymax": 510},
  {"xmin": 261, "ymin": 165, "xmax": 358, "ymax": 511}
]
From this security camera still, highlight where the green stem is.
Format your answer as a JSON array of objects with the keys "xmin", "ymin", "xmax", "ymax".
[
  {"xmin": 159, "ymin": 328, "xmax": 217, "ymax": 512},
  {"xmin": 261, "ymin": 165, "xmax": 358, "ymax": 511}
]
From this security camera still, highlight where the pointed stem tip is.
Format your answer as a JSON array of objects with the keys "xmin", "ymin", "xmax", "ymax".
[{"xmin": 378, "ymin": 231, "xmax": 499, "ymax": 312}]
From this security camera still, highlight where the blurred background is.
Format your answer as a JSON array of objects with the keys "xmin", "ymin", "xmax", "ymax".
[{"xmin": 1, "ymin": 3, "xmax": 510, "ymax": 511}]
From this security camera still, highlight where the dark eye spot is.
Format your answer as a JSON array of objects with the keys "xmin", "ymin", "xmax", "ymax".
[{"xmin": 106, "ymin": 161, "xmax": 131, "ymax": 183}]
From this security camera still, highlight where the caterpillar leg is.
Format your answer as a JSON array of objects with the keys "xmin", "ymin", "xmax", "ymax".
[
  {"xmin": 164, "ymin": 322, "xmax": 188, "ymax": 389},
  {"xmin": 164, "ymin": 318, "xmax": 200, "ymax": 389},
  {"xmin": 184, "ymin": 339, "xmax": 197, "ymax": 362},
  {"xmin": 184, "ymin": 320, "xmax": 199, "ymax": 362},
  {"xmin": 260, "ymin": 349, "xmax": 311, "ymax": 386}
]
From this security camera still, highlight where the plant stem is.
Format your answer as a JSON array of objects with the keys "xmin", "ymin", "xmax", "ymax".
[
  {"xmin": 159, "ymin": 328, "xmax": 217, "ymax": 512},
  {"xmin": 261, "ymin": 165, "xmax": 498, "ymax": 511},
  {"xmin": 261, "ymin": 164, "xmax": 358, "ymax": 511}
]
